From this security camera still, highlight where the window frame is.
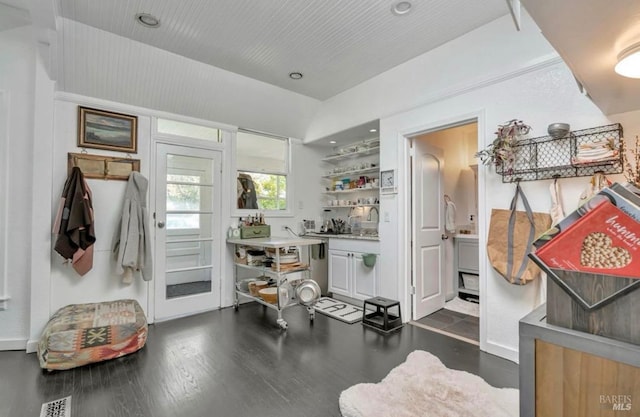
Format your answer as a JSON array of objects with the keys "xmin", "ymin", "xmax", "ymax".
[{"xmin": 233, "ymin": 129, "xmax": 294, "ymax": 218}]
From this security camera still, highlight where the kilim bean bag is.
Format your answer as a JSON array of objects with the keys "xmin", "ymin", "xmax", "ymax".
[{"xmin": 37, "ymin": 299, "xmax": 147, "ymax": 370}]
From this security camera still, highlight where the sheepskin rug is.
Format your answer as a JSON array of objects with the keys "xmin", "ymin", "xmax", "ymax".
[{"xmin": 339, "ymin": 350, "xmax": 518, "ymax": 417}]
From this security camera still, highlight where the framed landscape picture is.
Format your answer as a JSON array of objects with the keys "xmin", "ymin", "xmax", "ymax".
[{"xmin": 78, "ymin": 106, "xmax": 138, "ymax": 153}]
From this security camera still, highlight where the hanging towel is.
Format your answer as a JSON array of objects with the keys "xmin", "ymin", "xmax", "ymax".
[
  {"xmin": 311, "ymin": 243, "xmax": 326, "ymax": 260},
  {"xmin": 112, "ymin": 172, "xmax": 152, "ymax": 284},
  {"xmin": 549, "ymin": 178, "xmax": 565, "ymax": 225},
  {"xmin": 53, "ymin": 167, "xmax": 96, "ymax": 276},
  {"xmin": 445, "ymin": 199, "xmax": 457, "ymax": 233}
]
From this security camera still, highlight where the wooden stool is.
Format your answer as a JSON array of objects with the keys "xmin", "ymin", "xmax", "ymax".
[{"xmin": 362, "ymin": 297, "xmax": 402, "ymax": 333}]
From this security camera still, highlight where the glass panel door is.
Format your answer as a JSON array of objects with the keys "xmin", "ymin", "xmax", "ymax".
[{"xmin": 155, "ymin": 143, "xmax": 222, "ymax": 320}]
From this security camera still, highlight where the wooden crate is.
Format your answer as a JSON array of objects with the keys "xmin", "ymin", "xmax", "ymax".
[
  {"xmin": 240, "ymin": 225, "xmax": 271, "ymax": 239},
  {"xmin": 546, "ymin": 270, "xmax": 640, "ymax": 345}
]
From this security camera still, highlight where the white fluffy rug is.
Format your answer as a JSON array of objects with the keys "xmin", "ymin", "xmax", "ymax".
[
  {"xmin": 339, "ymin": 350, "xmax": 518, "ymax": 417},
  {"xmin": 444, "ymin": 297, "xmax": 479, "ymax": 317}
]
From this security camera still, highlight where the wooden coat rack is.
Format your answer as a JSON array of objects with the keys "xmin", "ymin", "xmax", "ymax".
[{"xmin": 68, "ymin": 152, "xmax": 140, "ymax": 181}]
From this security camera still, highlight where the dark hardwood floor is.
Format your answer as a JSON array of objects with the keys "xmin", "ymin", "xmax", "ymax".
[
  {"xmin": 417, "ymin": 308, "xmax": 480, "ymax": 342},
  {"xmin": 0, "ymin": 302, "xmax": 518, "ymax": 417}
]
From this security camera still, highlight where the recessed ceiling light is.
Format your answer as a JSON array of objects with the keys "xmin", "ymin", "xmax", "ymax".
[
  {"xmin": 135, "ymin": 13, "xmax": 160, "ymax": 28},
  {"xmin": 329, "ymin": 140, "xmax": 337, "ymax": 144},
  {"xmin": 391, "ymin": 1, "xmax": 412, "ymax": 16},
  {"xmin": 615, "ymin": 43, "xmax": 640, "ymax": 78},
  {"xmin": 369, "ymin": 128, "xmax": 377, "ymax": 133},
  {"xmin": 289, "ymin": 72, "xmax": 303, "ymax": 80}
]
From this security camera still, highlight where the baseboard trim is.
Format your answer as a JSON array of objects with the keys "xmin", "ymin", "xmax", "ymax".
[
  {"xmin": 0, "ymin": 338, "xmax": 27, "ymax": 351},
  {"xmin": 26, "ymin": 339, "xmax": 39, "ymax": 353},
  {"xmin": 484, "ymin": 339, "xmax": 519, "ymax": 363}
]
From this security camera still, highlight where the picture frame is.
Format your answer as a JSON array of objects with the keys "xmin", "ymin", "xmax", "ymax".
[
  {"xmin": 78, "ymin": 106, "xmax": 138, "ymax": 153},
  {"xmin": 380, "ymin": 169, "xmax": 397, "ymax": 194}
]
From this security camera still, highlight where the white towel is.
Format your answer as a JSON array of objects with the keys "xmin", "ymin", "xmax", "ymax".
[
  {"xmin": 549, "ymin": 180, "xmax": 565, "ymax": 225},
  {"xmin": 445, "ymin": 200, "xmax": 457, "ymax": 233}
]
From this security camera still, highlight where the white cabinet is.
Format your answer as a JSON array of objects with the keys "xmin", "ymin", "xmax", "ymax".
[
  {"xmin": 454, "ymin": 236, "xmax": 479, "ymax": 297},
  {"xmin": 328, "ymin": 239, "xmax": 379, "ymax": 301}
]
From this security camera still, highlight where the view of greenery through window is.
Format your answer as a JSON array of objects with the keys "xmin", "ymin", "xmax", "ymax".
[
  {"xmin": 240, "ymin": 172, "xmax": 287, "ymax": 210},
  {"xmin": 167, "ymin": 174, "xmax": 200, "ymax": 229}
]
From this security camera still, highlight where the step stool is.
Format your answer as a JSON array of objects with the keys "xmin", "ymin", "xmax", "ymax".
[{"xmin": 362, "ymin": 297, "xmax": 403, "ymax": 333}]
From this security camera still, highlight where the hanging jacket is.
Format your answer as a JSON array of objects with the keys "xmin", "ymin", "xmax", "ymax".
[
  {"xmin": 112, "ymin": 172, "xmax": 152, "ymax": 283},
  {"xmin": 52, "ymin": 167, "xmax": 96, "ymax": 276}
]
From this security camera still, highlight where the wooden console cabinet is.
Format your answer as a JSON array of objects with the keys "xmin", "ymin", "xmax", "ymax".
[{"xmin": 520, "ymin": 305, "xmax": 640, "ymax": 417}]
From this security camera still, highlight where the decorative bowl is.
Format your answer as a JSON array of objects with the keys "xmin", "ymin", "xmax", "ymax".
[
  {"xmin": 548, "ymin": 123, "xmax": 570, "ymax": 139},
  {"xmin": 295, "ymin": 279, "xmax": 321, "ymax": 306},
  {"xmin": 248, "ymin": 280, "xmax": 269, "ymax": 296},
  {"xmin": 258, "ymin": 287, "xmax": 278, "ymax": 304}
]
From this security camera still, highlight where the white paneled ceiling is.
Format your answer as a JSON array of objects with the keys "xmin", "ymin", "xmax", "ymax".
[{"xmin": 57, "ymin": 0, "xmax": 509, "ymax": 100}]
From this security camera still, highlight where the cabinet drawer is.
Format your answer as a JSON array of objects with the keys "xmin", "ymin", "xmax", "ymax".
[
  {"xmin": 457, "ymin": 240, "xmax": 479, "ymax": 272},
  {"xmin": 328, "ymin": 238, "xmax": 379, "ymax": 254}
]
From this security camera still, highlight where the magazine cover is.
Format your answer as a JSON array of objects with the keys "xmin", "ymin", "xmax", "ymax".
[{"xmin": 534, "ymin": 198, "xmax": 640, "ymax": 279}]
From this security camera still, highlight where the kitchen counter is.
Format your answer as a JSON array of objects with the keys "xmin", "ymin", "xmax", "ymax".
[
  {"xmin": 454, "ymin": 233, "xmax": 478, "ymax": 240},
  {"xmin": 303, "ymin": 232, "xmax": 379, "ymax": 241}
]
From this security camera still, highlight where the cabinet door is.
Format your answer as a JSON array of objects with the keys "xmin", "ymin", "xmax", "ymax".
[
  {"xmin": 352, "ymin": 252, "xmax": 377, "ymax": 300},
  {"xmin": 328, "ymin": 250, "xmax": 350, "ymax": 297},
  {"xmin": 457, "ymin": 240, "xmax": 479, "ymax": 272}
]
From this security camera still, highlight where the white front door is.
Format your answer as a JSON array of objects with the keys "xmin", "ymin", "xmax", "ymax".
[
  {"xmin": 412, "ymin": 139, "xmax": 445, "ymax": 319},
  {"xmin": 154, "ymin": 143, "xmax": 222, "ymax": 320}
]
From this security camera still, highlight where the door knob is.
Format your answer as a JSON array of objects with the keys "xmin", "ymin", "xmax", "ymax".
[
  {"xmin": 441, "ymin": 234, "xmax": 449, "ymax": 240},
  {"xmin": 157, "ymin": 221, "xmax": 165, "ymax": 229}
]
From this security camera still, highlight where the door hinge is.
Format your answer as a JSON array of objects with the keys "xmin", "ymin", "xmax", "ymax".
[
  {"xmin": 410, "ymin": 286, "xmax": 416, "ymax": 295},
  {"xmin": 409, "ymin": 147, "xmax": 415, "ymax": 157}
]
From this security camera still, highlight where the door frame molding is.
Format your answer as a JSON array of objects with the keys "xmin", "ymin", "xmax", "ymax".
[
  {"xmin": 149, "ymin": 136, "xmax": 228, "ymax": 322},
  {"xmin": 398, "ymin": 110, "xmax": 486, "ymax": 349}
]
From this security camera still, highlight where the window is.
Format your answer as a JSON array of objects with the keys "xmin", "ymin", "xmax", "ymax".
[
  {"xmin": 157, "ymin": 118, "xmax": 222, "ymax": 142},
  {"xmin": 236, "ymin": 130, "xmax": 289, "ymax": 211}
]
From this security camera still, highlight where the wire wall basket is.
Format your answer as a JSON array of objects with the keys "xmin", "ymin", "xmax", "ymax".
[{"xmin": 498, "ymin": 123, "xmax": 623, "ymax": 183}]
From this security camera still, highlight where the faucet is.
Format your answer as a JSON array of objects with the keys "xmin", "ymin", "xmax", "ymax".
[{"xmin": 367, "ymin": 207, "xmax": 379, "ymax": 221}]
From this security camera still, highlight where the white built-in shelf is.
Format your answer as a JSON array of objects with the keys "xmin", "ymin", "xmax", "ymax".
[
  {"xmin": 323, "ymin": 204, "xmax": 379, "ymax": 209},
  {"xmin": 323, "ymin": 187, "xmax": 379, "ymax": 194},
  {"xmin": 322, "ymin": 167, "xmax": 378, "ymax": 179},
  {"xmin": 322, "ymin": 146, "xmax": 380, "ymax": 163}
]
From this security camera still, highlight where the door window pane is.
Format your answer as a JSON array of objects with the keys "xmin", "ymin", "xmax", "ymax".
[
  {"xmin": 166, "ymin": 241, "xmax": 213, "ymax": 271},
  {"xmin": 166, "ymin": 214, "xmax": 213, "ymax": 238}
]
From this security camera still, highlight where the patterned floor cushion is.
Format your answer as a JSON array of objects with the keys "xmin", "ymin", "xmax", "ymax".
[{"xmin": 38, "ymin": 299, "xmax": 148, "ymax": 370}]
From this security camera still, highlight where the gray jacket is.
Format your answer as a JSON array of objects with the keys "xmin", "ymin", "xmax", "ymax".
[{"xmin": 112, "ymin": 172, "xmax": 152, "ymax": 282}]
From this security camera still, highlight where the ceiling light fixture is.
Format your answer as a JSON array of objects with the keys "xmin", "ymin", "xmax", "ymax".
[
  {"xmin": 391, "ymin": 1, "xmax": 412, "ymax": 16},
  {"xmin": 135, "ymin": 13, "xmax": 160, "ymax": 28},
  {"xmin": 329, "ymin": 140, "xmax": 337, "ymax": 144},
  {"xmin": 289, "ymin": 72, "xmax": 303, "ymax": 80},
  {"xmin": 369, "ymin": 128, "xmax": 377, "ymax": 133},
  {"xmin": 615, "ymin": 43, "xmax": 640, "ymax": 78}
]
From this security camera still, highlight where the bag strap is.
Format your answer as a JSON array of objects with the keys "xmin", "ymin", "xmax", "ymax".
[{"xmin": 506, "ymin": 182, "xmax": 536, "ymax": 283}]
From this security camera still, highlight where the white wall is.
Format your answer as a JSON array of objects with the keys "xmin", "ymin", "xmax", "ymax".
[
  {"xmin": 48, "ymin": 97, "xmax": 152, "ymax": 316},
  {"xmin": 0, "ymin": 26, "xmax": 35, "ymax": 349}
]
